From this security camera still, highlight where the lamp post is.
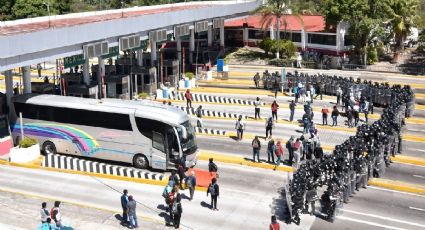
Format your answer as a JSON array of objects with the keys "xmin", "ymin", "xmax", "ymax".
[{"xmin": 43, "ymin": 1, "xmax": 51, "ymax": 28}]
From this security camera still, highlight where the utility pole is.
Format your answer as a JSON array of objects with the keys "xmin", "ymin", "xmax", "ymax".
[{"xmin": 44, "ymin": 1, "xmax": 51, "ymax": 28}]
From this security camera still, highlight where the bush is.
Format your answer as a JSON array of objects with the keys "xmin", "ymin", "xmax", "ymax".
[
  {"xmin": 185, "ymin": 72, "xmax": 194, "ymax": 80},
  {"xmin": 19, "ymin": 137, "xmax": 37, "ymax": 148},
  {"xmin": 268, "ymin": 58, "xmax": 293, "ymax": 67},
  {"xmin": 367, "ymin": 47, "xmax": 378, "ymax": 65},
  {"xmin": 280, "ymin": 40, "xmax": 297, "ymax": 58},
  {"xmin": 138, "ymin": 93, "xmax": 148, "ymax": 99},
  {"xmin": 259, "ymin": 38, "xmax": 275, "ymax": 55}
]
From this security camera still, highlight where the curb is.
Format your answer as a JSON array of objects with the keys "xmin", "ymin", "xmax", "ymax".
[
  {"xmin": 391, "ymin": 155, "xmax": 425, "ymax": 166},
  {"xmin": 175, "ymin": 105, "xmax": 248, "ymax": 120},
  {"xmin": 171, "ymin": 91, "xmax": 266, "ymax": 106},
  {"xmin": 198, "ymin": 150, "xmax": 294, "ymax": 172},
  {"xmin": 194, "ymin": 127, "xmax": 226, "ymax": 135},
  {"xmin": 43, "ymin": 153, "xmax": 165, "ymax": 181},
  {"xmin": 369, "ymin": 178, "xmax": 425, "ymax": 195}
]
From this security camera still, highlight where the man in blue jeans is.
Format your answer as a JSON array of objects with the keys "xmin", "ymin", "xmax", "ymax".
[
  {"xmin": 126, "ymin": 195, "xmax": 138, "ymax": 229},
  {"xmin": 252, "ymin": 136, "xmax": 261, "ymax": 162},
  {"xmin": 121, "ymin": 189, "xmax": 129, "ymax": 225}
]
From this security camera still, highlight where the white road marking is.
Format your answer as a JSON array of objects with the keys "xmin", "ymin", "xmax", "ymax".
[
  {"xmin": 369, "ymin": 186, "xmax": 425, "ymax": 198},
  {"xmin": 337, "ymin": 216, "xmax": 407, "ymax": 230},
  {"xmin": 393, "ymin": 162, "xmax": 425, "ymax": 168},
  {"xmin": 406, "ymin": 148, "xmax": 425, "ymax": 153},
  {"xmin": 413, "ymin": 175, "xmax": 425, "ymax": 179},
  {"xmin": 343, "ymin": 209, "xmax": 425, "ymax": 228},
  {"xmin": 409, "ymin": 206, "xmax": 425, "ymax": 212}
]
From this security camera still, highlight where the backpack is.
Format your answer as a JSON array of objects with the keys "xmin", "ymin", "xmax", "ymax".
[
  {"xmin": 209, "ymin": 184, "xmax": 216, "ymax": 196},
  {"xmin": 285, "ymin": 140, "xmax": 291, "ymax": 149},
  {"xmin": 252, "ymin": 139, "xmax": 259, "ymax": 148},
  {"xmin": 267, "ymin": 118, "xmax": 273, "ymax": 127},
  {"xmin": 172, "ymin": 202, "xmax": 179, "ymax": 215}
]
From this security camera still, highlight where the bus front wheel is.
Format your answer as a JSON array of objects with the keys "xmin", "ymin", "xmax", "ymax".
[
  {"xmin": 133, "ymin": 154, "xmax": 149, "ymax": 169},
  {"xmin": 42, "ymin": 141, "xmax": 57, "ymax": 155}
]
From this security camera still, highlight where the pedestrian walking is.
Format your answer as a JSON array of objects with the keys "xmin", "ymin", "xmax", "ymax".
[
  {"xmin": 177, "ymin": 163, "xmax": 186, "ymax": 189},
  {"xmin": 50, "ymin": 201, "xmax": 62, "ymax": 229},
  {"xmin": 269, "ymin": 215, "xmax": 280, "ymax": 230},
  {"xmin": 293, "ymin": 138, "xmax": 302, "ymax": 168},
  {"xmin": 321, "ymin": 105, "xmax": 329, "ymax": 125},
  {"xmin": 271, "ymin": 100, "xmax": 279, "ymax": 121},
  {"xmin": 331, "ymin": 106, "xmax": 339, "ymax": 126},
  {"xmin": 252, "ymin": 136, "xmax": 261, "ymax": 162},
  {"xmin": 253, "ymin": 72, "xmax": 260, "ymax": 88},
  {"xmin": 363, "ymin": 101, "xmax": 369, "ymax": 124},
  {"xmin": 310, "ymin": 85, "xmax": 315, "ymax": 103},
  {"xmin": 40, "ymin": 202, "xmax": 49, "ymax": 224},
  {"xmin": 274, "ymin": 140, "xmax": 284, "ymax": 170},
  {"xmin": 289, "ymin": 100, "xmax": 296, "ymax": 122},
  {"xmin": 286, "ymin": 136, "xmax": 295, "ymax": 166},
  {"xmin": 235, "ymin": 115, "xmax": 245, "ymax": 141},
  {"xmin": 254, "ymin": 97, "xmax": 261, "ymax": 119},
  {"xmin": 184, "ymin": 89, "xmax": 193, "ymax": 108},
  {"xmin": 302, "ymin": 112, "xmax": 311, "ymax": 134},
  {"xmin": 293, "ymin": 86, "xmax": 299, "ymax": 103},
  {"xmin": 274, "ymin": 79, "xmax": 279, "ymax": 98},
  {"xmin": 186, "ymin": 171, "xmax": 196, "ymax": 201},
  {"xmin": 207, "ymin": 178, "xmax": 220, "ymax": 211},
  {"xmin": 121, "ymin": 189, "xmax": 129, "ymax": 225},
  {"xmin": 127, "ymin": 195, "xmax": 138, "ymax": 229},
  {"xmin": 172, "ymin": 194, "xmax": 183, "ymax": 229},
  {"xmin": 208, "ymin": 158, "xmax": 218, "ymax": 173},
  {"xmin": 196, "ymin": 105, "xmax": 203, "ymax": 128},
  {"xmin": 167, "ymin": 188, "xmax": 177, "ymax": 225},
  {"xmin": 267, "ymin": 138, "xmax": 275, "ymax": 163},
  {"xmin": 169, "ymin": 170, "xmax": 179, "ymax": 187},
  {"xmin": 265, "ymin": 116, "xmax": 274, "ymax": 139},
  {"xmin": 353, "ymin": 102, "xmax": 360, "ymax": 126}
]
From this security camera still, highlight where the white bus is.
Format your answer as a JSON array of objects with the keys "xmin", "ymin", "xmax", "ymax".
[{"xmin": 10, "ymin": 94, "xmax": 197, "ymax": 170}]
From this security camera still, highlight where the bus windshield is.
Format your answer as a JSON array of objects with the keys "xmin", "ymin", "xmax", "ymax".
[{"xmin": 178, "ymin": 120, "xmax": 197, "ymax": 155}]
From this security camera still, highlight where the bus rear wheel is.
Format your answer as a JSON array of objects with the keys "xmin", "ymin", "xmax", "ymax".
[
  {"xmin": 42, "ymin": 141, "xmax": 57, "ymax": 155},
  {"xmin": 133, "ymin": 154, "xmax": 149, "ymax": 169}
]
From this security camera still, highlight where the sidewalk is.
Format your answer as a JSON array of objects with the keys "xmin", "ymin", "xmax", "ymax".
[{"xmin": 0, "ymin": 189, "xmax": 166, "ymax": 230}]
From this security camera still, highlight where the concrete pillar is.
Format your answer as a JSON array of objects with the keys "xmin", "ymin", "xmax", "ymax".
[
  {"xmin": 4, "ymin": 70, "xmax": 13, "ymax": 108},
  {"xmin": 150, "ymin": 40, "xmax": 157, "ymax": 66},
  {"xmin": 83, "ymin": 58, "xmax": 90, "ymax": 85},
  {"xmin": 137, "ymin": 50, "xmax": 143, "ymax": 66},
  {"xmin": 98, "ymin": 57, "xmax": 105, "ymax": 99},
  {"xmin": 301, "ymin": 29, "xmax": 306, "ymax": 51},
  {"xmin": 189, "ymin": 28, "xmax": 195, "ymax": 64},
  {"xmin": 207, "ymin": 25, "xmax": 213, "ymax": 48},
  {"xmin": 243, "ymin": 28, "xmax": 249, "ymax": 46},
  {"xmin": 22, "ymin": 66, "xmax": 32, "ymax": 94},
  {"xmin": 176, "ymin": 36, "xmax": 182, "ymax": 78},
  {"xmin": 219, "ymin": 26, "xmax": 225, "ymax": 49},
  {"xmin": 270, "ymin": 25, "xmax": 275, "ymax": 40}
]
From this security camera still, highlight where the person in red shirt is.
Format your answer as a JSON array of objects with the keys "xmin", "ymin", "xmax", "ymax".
[
  {"xmin": 271, "ymin": 100, "xmax": 279, "ymax": 121},
  {"xmin": 185, "ymin": 89, "xmax": 193, "ymax": 108},
  {"xmin": 269, "ymin": 215, "xmax": 280, "ymax": 230},
  {"xmin": 321, "ymin": 105, "xmax": 329, "ymax": 125},
  {"xmin": 274, "ymin": 140, "xmax": 284, "ymax": 170}
]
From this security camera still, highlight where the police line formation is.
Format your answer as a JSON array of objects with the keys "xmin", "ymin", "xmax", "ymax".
[{"xmin": 274, "ymin": 71, "xmax": 416, "ymax": 225}]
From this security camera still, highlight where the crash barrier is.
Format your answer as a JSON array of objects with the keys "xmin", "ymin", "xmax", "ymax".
[
  {"xmin": 170, "ymin": 92, "xmax": 266, "ymax": 106},
  {"xmin": 42, "ymin": 153, "xmax": 165, "ymax": 181},
  {"xmin": 342, "ymin": 64, "xmax": 425, "ymax": 75},
  {"xmin": 286, "ymin": 73, "xmax": 414, "ymax": 225},
  {"xmin": 174, "ymin": 105, "xmax": 248, "ymax": 120},
  {"xmin": 194, "ymin": 127, "xmax": 226, "ymax": 136}
]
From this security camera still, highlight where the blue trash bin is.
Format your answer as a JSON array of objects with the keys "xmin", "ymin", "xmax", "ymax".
[
  {"xmin": 184, "ymin": 79, "xmax": 190, "ymax": 88},
  {"xmin": 162, "ymin": 87, "xmax": 169, "ymax": 99}
]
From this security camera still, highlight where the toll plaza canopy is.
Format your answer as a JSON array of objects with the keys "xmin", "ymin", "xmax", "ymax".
[{"xmin": 0, "ymin": 0, "xmax": 260, "ymax": 71}]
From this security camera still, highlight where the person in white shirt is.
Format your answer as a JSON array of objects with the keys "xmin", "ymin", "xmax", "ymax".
[
  {"xmin": 254, "ymin": 97, "xmax": 261, "ymax": 120},
  {"xmin": 235, "ymin": 115, "xmax": 246, "ymax": 141},
  {"xmin": 40, "ymin": 202, "xmax": 49, "ymax": 224}
]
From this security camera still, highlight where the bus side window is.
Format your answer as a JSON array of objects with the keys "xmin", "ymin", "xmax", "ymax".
[{"xmin": 152, "ymin": 131, "xmax": 165, "ymax": 152}]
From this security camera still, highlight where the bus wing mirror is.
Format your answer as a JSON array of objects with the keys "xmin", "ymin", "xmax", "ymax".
[{"xmin": 180, "ymin": 125, "xmax": 188, "ymax": 140}]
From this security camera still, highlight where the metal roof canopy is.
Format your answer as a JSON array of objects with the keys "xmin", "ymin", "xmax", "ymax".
[{"xmin": 0, "ymin": 0, "xmax": 260, "ymax": 72}]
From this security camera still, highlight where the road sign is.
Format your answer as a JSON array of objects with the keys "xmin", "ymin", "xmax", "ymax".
[
  {"xmin": 63, "ymin": 54, "xmax": 85, "ymax": 69},
  {"xmin": 101, "ymin": 46, "xmax": 119, "ymax": 59}
]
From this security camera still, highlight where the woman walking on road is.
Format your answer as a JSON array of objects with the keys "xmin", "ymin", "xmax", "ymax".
[{"xmin": 271, "ymin": 101, "xmax": 279, "ymax": 121}]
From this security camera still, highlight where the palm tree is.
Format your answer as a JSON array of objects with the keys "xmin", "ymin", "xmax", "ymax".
[
  {"xmin": 253, "ymin": 0, "xmax": 292, "ymax": 59},
  {"xmin": 389, "ymin": 0, "xmax": 419, "ymax": 52}
]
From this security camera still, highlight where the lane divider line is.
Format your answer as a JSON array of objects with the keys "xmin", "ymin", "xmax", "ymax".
[{"xmin": 368, "ymin": 178, "xmax": 425, "ymax": 195}]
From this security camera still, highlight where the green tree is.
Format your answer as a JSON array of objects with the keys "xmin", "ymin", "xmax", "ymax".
[
  {"xmin": 253, "ymin": 0, "xmax": 302, "ymax": 59},
  {"xmin": 53, "ymin": 0, "xmax": 72, "ymax": 15},
  {"xmin": 0, "ymin": 0, "xmax": 16, "ymax": 20},
  {"xmin": 259, "ymin": 37, "xmax": 275, "ymax": 56},
  {"xmin": 12, "ymin": 0, "xmax": 48, "ymax": 19},
  {"xmin": 321, "ymin": 0, "xmax": 391, "ymax": 64},
  {"xmin": 388, "ymin": 0, "xmax": 419, "ymax": 52}
]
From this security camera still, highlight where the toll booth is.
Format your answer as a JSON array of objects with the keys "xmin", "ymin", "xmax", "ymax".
[
  {"xmin": 61, "ymin": 73, "xmax": 98, "ymax": 98},
  {"xmin": 0, "ymin": 93, "xmax": 13, "ymax": 159},
  {"xmin": 104, "ymin": 74, "xmax": 130, "ymax": 99}
]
